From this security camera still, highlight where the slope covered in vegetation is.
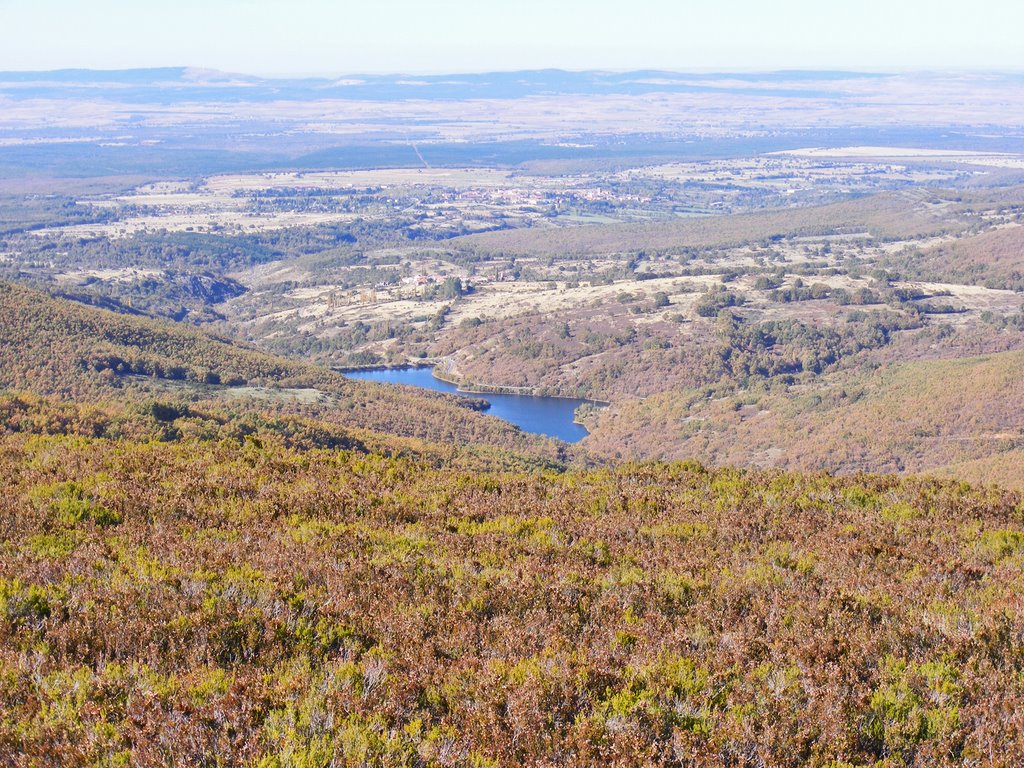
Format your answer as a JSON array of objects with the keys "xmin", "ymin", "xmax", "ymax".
[
  {"xmin": 883, "ymin": 224, "xmax": 1024, "ymax": 291},
  {"xmin": 1, "ymin": 425, "xmax": 1023, "ymax": 766},
  {"xmin": 584, "ymin": 346, "xmax": 1024, "ymax": 489},
  {"xmin": 0, "ymin": 281, "xmax": 565, "ymax": 460},
  {"xmin": 451, "ymin": 192, "xmax": 971, "ymax": 257}
]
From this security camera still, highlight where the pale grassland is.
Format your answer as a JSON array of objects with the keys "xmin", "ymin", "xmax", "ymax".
[
  {"xmin": 241, "ymin": 276, "xmax": 713, "ymax": 332},
  {"xmin": 238, "ymin": 256, "xmax": 1024, "ymax": 339},
  {"xmin": 219, "ymin": 386, "xmax": 328, "ymax": 404},
  {"xmin": 205, "ymin": 168, "xmax": 536, "ymax": 192},
  {"xmin": 31, "ymin": 166, "xmax": 591, "ymax": 239},
  {"xmin": 33, "ymin": 211, "xmax": 361, "ymax": 238},
  {"xmin": 223, "ymin": 192, "xmax": 1024, "ymax": 350},
  {"xmin": 443, "ymin": 276, "xmax": 716, "ymax": 324},
  {"xmin": 775, "ymin": 146, "xmax": 1024, "ymax": 169},
  {"xmin": 619, "ymin": 157, "xmax": 964, "ymax": 188},
  {"xmin": 56, "ymin": 268, "xmax": 163, "ymax": 283}
]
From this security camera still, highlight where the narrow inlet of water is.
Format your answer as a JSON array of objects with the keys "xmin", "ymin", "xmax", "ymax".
[{"xmin": 342, "ymin": 367, "xmax": 592, "ymax": 443}]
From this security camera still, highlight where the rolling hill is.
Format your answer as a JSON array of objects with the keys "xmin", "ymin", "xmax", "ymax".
[
  {"xmin": 0, "ymin": 281, "xmax": 565, "ymax": 461},
  {"xmin": 451, "ymin": 192, "xmax": 974, "ymax": 258},
  {"xmin": 584, "ymin": 347, "xmax": 1024, "ymax": 488},
  {"xmin": 886, "ymin": 224, "xmax": 1024, "ymax": 291}
]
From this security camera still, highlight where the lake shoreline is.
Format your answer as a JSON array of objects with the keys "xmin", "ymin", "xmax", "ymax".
[
  {"xmin": 339, "ymin": 365, "xmax": 601, "ymax": 443},
  {"xmin": 336, "ymin": 361, "xmax": 610, "ymax": 406}
]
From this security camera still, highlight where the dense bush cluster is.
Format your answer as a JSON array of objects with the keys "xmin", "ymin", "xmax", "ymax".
[
  {"xmin": 716, "ymin": 311, "xmax": 922, "ymax": 379},
  {"xmin": 694, "ymin": 287, "xmax": 745, "ymax": 318}
]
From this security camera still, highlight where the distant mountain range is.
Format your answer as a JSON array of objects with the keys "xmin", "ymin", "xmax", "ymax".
[
  {"xmin": 1, "ymin": 67, "xmax": 1020, "ymax": 179},
  {"xmin": 0, "ymin": 67, "xmax": 914, "ymax": 103}
]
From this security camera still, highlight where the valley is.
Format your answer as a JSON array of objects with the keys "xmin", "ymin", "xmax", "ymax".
[
  {"xmin": 5, "ymin": 127, "xmax": 1022, "ymax": 483},
  {"xmin": 3, "ymin": 65, "xmax": 1024, "ymax": 766}
]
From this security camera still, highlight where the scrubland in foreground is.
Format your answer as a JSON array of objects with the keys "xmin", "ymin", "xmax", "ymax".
[{"xmin": 1, "ymin": 416, "xmax": 1024, "ymax": 766}]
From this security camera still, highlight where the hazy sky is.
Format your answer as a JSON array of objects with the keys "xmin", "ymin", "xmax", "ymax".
[{"xmin": 1, "ymin": 0, "xmax": 1021, "ymax": 74}]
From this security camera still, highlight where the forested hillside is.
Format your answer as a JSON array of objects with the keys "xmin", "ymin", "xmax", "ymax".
[
  {"xmin": 584, "ymin": 345, "xmax": 1024, "ymax": 489},
  {"xmin": 0, "ymin": 281, "xmax": 564, "ymax": 461},
  {"xmin": 882, "ymin": 225, "xmax": 1024, "ymax": 291}
]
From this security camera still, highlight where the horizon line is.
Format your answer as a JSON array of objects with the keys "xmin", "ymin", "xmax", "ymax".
[{"xmin": 2, "ymin": 65, "xmax": 1024, "ymax": 79}]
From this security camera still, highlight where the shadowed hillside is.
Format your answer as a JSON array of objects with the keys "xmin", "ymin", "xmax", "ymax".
[{"xmin": 0, "ymin": 281, "xmax": 566, "ymax": 460}]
